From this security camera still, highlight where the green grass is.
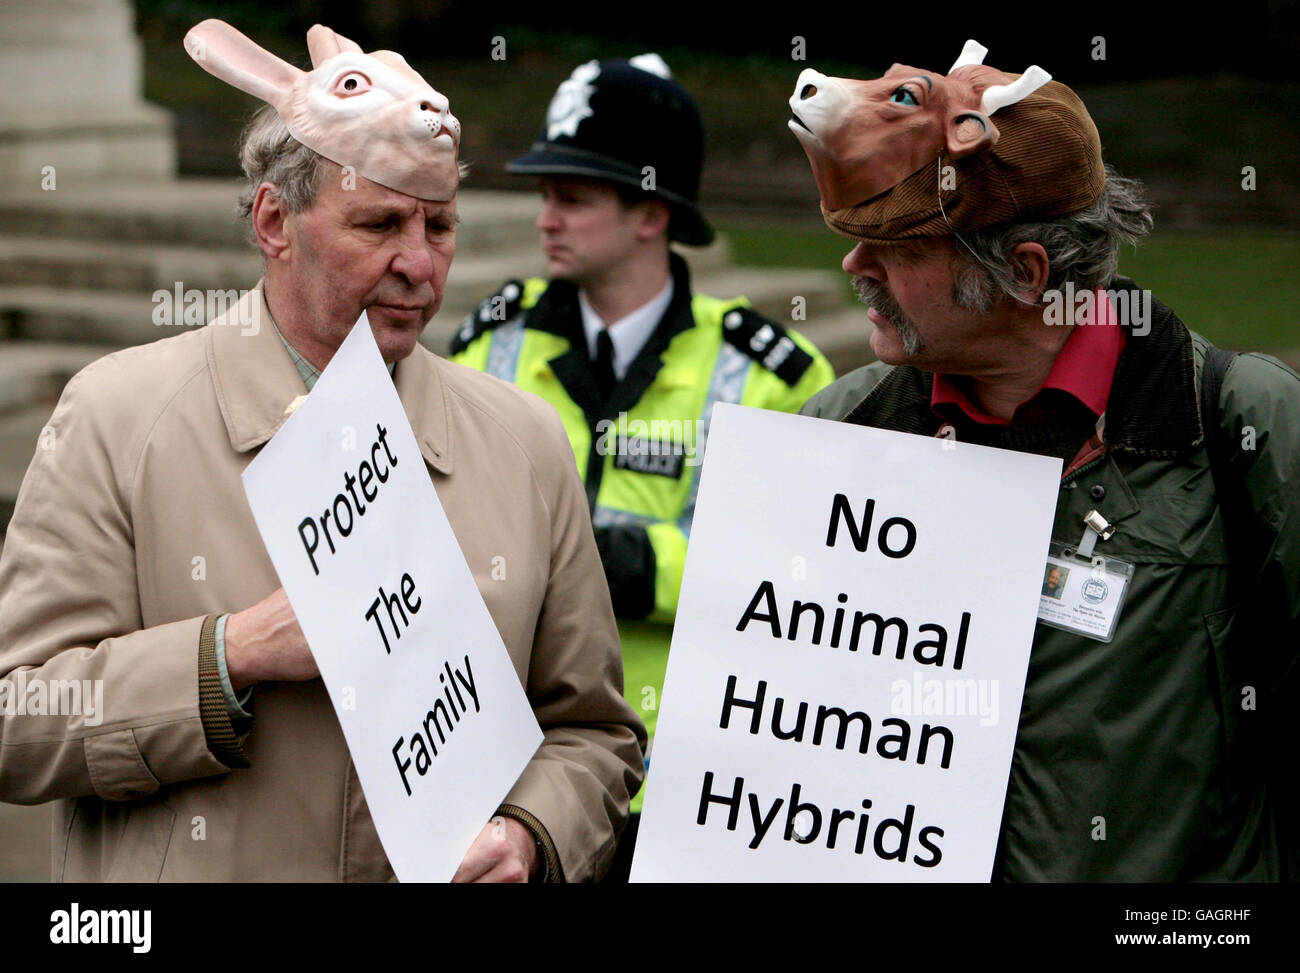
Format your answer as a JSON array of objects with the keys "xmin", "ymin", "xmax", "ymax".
[
  {"xmin": 1114, "ymin": 231, "xmax": 1299, "ymax": 353},
  {"xmin": 720, "ymin": 223, "xmax": 859, "ymax": 274},
  {"xmin": 720, "ymin": 224, "xmax": 1300, "ymax": 353}
]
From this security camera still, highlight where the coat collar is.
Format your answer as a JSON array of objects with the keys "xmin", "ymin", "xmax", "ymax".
[
  {"xmin": 524, "ymin": 252, "xmax": 698, "ymax": 420},
  {"xmin": 1099, "ymin": 278, "xmax": 1202, "ymax": 458},
  {"xmin": 843, "ymin": 278, "xmax": 1204, "ymax": 459},
  {"xmin": 206, "ymin": 281, "xmax": 454, "ymax": 474}
]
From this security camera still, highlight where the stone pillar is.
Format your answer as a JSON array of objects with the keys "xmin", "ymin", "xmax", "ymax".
[{"xmin": 0, "ymin": 0, "xmax": 175, "ymax": 185}]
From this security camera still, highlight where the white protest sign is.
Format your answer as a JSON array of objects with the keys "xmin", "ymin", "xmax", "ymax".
[
  {"xmin": 632, "ymin": 403, "xmax": 1060, "ymax": 882},
  {"xmin": 242, "ymin": 316, "xmax": 542, "ymax": 882}
]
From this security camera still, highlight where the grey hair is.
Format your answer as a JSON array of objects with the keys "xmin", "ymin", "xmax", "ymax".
[
  {"xmin": 235, "ymin": 105, "xmax": 329, "ymax": 232},
  {"xmin": 234, "ymin": 105, "xmax": 470, "ymax": 248},
  {"xmin": 951, "ymin": 166, "xmax": 1155, "ymax": 309}
]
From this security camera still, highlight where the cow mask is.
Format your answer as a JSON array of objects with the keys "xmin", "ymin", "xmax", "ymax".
[{"xmin": 788, "ymin": 40, "xmax": 1106, "ymax": 242}]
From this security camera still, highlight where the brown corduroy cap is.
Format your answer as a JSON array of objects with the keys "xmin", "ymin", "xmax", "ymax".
[{"xmin": 788, "ymin": 46, "xmax": 1106, "ymax": 243}]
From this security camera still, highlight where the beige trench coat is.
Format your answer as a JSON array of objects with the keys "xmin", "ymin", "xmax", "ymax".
[{"xmin": 0, "ymin": 284, "xmax": 645, "ymax": 881}]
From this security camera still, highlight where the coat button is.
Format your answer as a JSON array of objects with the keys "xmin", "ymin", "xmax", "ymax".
[{"xmin": 1089, "ymin": 484, "xmax": 1106, "ymax": 500}]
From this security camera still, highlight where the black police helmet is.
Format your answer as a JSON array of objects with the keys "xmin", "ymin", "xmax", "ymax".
[{"xmin": 508, "ymin": 55, "xmax": 714, "ymax": 247}]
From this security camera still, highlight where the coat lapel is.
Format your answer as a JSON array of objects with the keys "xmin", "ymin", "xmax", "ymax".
[
  {"xmin": 206, "ymin": 280, "xmax": 454, "ymax": 474},
  {"xmin": 394, "ymin": 347, "xmax": 454, "ymax": 476},
  {"xmin": 206, "ymin": 281, "xmax": 306, "ymax": 453}
]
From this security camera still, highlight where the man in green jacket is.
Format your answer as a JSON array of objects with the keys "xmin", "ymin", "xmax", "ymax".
[
  {"xmin": 452, "ymin": 56, "xmax": 834, "ymax": 874},
  {"xmin": 790, "ymin": 42, "xmax": 1299, "ymax": 879}
]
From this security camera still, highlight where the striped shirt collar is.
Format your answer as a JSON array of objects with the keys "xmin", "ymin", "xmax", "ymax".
[{"xmin": 271, "ymin": 319, "xmax": 395, "ymax": 392}]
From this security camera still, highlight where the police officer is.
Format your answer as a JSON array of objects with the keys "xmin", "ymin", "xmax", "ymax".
[{"xmin": 451, "ymin": 54, "xmax": 834, "ymax": 877}]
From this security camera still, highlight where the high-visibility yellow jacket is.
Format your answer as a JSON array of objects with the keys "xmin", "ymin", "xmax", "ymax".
[{"xmin": 451, "ymin": 254, "xmax": 835, "ymax": 809}]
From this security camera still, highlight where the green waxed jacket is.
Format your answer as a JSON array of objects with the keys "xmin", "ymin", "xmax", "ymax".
[
  {"xmin": 452, "ymin": 254, "xmax": 836, "ymax": 810},
  {"xmin": 800, "ymin": 284, "xmax": 1300, "ymax": 881}
]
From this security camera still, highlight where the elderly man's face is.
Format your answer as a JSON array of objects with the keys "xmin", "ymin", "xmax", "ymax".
[
  {"xmin": 280, "ymin": 166, "xmax": 457, "ymax": 364},
  {"xmin": 843, "ymin": 236, "xmax": 1002, "ymax": 373}
]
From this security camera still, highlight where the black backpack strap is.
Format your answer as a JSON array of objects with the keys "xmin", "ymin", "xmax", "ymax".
[
  {"xmin": 1201, "ymin": 343, "xmax": 1300, "ymax": 878},
  {"xmin": 1199, "ymin": 344, "xmax": 1275, "ymax": 594},
  {"xmin": 1200, "ymin": 344, "xmax": 1243, "ymax": 585}
]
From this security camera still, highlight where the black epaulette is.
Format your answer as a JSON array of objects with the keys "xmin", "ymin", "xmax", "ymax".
[
  {"xmin": 719, "ymin": 305, "xmax": 815, "ymax": 386},
  {"xmin": 449, "ymin": 279, "xmax": 525, "ymax": 355}
]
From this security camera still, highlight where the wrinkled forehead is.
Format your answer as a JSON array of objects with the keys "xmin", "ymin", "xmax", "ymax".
[{"xmin": 321, "ymin": 164, "xmax": 459, "ymax": 209}]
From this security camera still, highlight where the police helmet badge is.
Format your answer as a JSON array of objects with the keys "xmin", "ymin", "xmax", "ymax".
[{"xmin": 547, "ymin": 61, "xmax": 600, "ymax": 139}]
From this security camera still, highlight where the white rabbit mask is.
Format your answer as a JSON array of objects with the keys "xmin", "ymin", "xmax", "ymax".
[{"xmin": 185, "ymin": 19, "xmax": 461, "ymax": 202}]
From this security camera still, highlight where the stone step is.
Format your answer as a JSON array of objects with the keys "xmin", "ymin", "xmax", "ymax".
[
  {"xmin": 0, "ymin": 227, "xmax": 731, "ymax": 300},
  {"xmin": 0, "ymin": 180, "xmax": 248, "ymax": 249},
  {"xmin": 0, "ymin": 343, "xmax": 108, "ymax": 413},
  {"xmin": 0, "ymin": 244, "xmax": 840, "ymax": 349},
  {"xmin": 0, "ymin": 181, "xmax": 545, "ymax": 251},
  {"xmin": 0, "ymin": 235, "xmax": 266, "ymax": 294},
  {"xmin": 672, "ymin": 239, "xmax": 733, "ymax": 276},
  {"xmin": 0, "ymin": 399, "xmax": 58, "ymax": 533},
  {"xmin": 0, "ymin": 235, "xmax": 542, "ymax": 302},
  {"xmin": 0, "ymin": 286, "xmax": 162, "ymax": 345},
  {"xmin": 700, "ymin": 267, "xmax": 849, "ymax": 320},
  {"xmin": 794, "ymin": 307, "xmax": 877, "ymax": 378},
  {"xmin": 0, "ymin": 280, "xmax": 555, "ymax": 347}
]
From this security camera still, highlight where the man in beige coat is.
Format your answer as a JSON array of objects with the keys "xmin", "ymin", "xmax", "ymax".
[{"xmin": 0, "ymin": 22, "xmax": 645, "ymax": 882}]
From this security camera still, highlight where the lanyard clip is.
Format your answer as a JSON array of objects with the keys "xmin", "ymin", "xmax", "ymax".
[
  {"xmin": 1083, "ymin": 509, "xmax": 1116, "ymax": 540},
  {"xmin": 1075, "ymin": 509, "xmax": 1115, "ymax": 558}
]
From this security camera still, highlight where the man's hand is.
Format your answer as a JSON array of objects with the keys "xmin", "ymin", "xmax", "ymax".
[
  {"xmin": 224, "ymin": 587, "xmax": 318, "ymax": 691},
  {"xmin": 451, "ymin": 816, "xmax": 538, "ymax": 883}
]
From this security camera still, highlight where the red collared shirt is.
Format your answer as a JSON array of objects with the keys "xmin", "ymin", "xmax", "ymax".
[{"xmin": 931, "ymin": 289, "xmax": 1125, "ymax": 426}]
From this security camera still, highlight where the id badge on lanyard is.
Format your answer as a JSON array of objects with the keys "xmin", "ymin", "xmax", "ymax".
[{"xmin": 1037, "ymin": 509, "xmax": 1133, "ymax": 643}]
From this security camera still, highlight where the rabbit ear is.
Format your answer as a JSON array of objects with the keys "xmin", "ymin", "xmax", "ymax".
[
  {"xmin": 184, "ymin": 19, "xmax": 301, "ymax": 109},
  {"xmin": 306, "ymin": 24, "xmax": 363, "ymax": 68}
]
